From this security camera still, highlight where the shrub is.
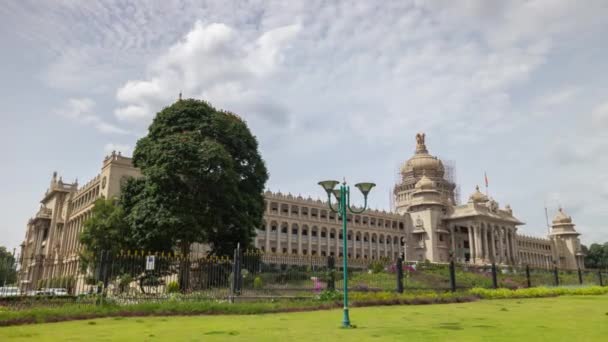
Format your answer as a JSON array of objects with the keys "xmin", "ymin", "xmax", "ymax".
[
  {"xmin": 117, "ymin": 274, "xmax": 133, "ymax": 293},
  {"xmin": 166, "ymin": 281, "xmax": 180, "ymax": 294},
  {"xmin": 369, "ymin": 261, "xmax": 385, "ymax": 274},
  {"xmin": 318, "ymin": 290, "xmax": 342, "ymax": 302},
  {"xmin": 253, "ymin": 276, "xmax": 264, "ymax": 289},
  {"xmin": 469, "ymin": 286, "xmax": 608, "ymax": 299}
]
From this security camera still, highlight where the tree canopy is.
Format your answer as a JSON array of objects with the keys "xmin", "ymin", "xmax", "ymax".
[
  {"xmin": 124, "ymin": 99, "xmax": 268, "ymax": 256},
  {"xmin": 79, "ymin": 198, "xmax": 132, "ymax": 270},
  {"xmin": 583, "ymin": 242, "xmax": 608, "ymax": 269},
  {"xmin": 0, "ymin": 246, "xmax": 17, "ymax": 286}
]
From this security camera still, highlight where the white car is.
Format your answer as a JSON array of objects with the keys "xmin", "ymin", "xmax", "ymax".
[
  {"xmin": 0, "ymin": 287, "xmax": 20, "ymax": 297},
  {"xmin": 48, "ymin": 288, "xmax": 68, "ymax": 296}
]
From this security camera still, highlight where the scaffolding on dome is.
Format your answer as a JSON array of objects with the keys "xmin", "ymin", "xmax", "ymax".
[
  {"xmin": 389, "ymin": 163, "xmax": 401, "ymax": 212},
  {"xmin": 442, "ymin": 159, "xmax": 461, "ymax": 205}
]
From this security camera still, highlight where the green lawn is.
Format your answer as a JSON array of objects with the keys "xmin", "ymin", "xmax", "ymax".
[{"xmin": 1, "ymin": 295, "xmax": 607, "ymax": 341}]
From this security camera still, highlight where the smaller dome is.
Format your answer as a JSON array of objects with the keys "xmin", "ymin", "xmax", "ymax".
[
  {"xmin": 415, "ymin": 174, "xmax": 436, "ymax": 190},
  {"xmin": 468, "ymin": 185, "xmax": 489, "ymax": 203},
  {"xmin": 552, "ymin": 208, "xmax": 572, "ymax": 224}
]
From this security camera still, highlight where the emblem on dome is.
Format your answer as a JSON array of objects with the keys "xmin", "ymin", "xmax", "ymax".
[{"xmin": 415, "ymin": 132, "xmax": 428, "ymax": 153}]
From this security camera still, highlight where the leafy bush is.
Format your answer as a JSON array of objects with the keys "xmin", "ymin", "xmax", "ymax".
[
  {"xmin": 469, "ymin": 286, "xmax": 608, "ymax": 299},
  {"xmin": 166, "ymin": 281, "xmax": 180, "ymax": 294},
  {"xmin": 253, "ymin": 276, "xmax": 264, "ymax": 289},
  {"xmin": 369, "ymin": 261, "xmax": 385, "ymax": 274},
  {"xmin": 317, "ymin": 290, "xmax": 342, "ymax": 302}
]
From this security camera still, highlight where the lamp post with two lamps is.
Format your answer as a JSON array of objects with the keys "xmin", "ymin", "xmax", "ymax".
[{"xmin": 318, "ymin": 179, "xmax": 375, "ymax": 328}]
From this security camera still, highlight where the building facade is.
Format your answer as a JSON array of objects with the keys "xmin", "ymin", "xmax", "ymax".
[{"xmin": 18, "ymin": 134, "xmax": 585, "ymax": 290}]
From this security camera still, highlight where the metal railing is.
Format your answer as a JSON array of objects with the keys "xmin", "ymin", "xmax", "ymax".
[{"xmin": 1, "ymin": 250, "xmax": 606, "ymax": 309}]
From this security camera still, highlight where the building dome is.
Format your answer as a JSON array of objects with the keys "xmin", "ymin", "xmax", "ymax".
[
  {"xmin": 552, "ymin": 208, "xmax": 573, "ymax": 225},
  {"xmin": 401, "ymin": 133, "xmax": 445, "ymax": 175},
  {"xmin": 415, "ymin": 174, "xmax": 436, "ymax": 190},
  {"xmin": 468, "ymin": 185, "xmax": 489, "ymax": 203}
]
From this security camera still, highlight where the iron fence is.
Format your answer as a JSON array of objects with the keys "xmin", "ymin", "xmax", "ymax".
[{"xmin": 2, "ymin": 249, "xmax": 606, "ymax": 309}]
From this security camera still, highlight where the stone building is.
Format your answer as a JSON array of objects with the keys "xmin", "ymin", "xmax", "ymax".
[
  {"xmin": 18, "ymin": 134, "xmax": 585, "ymax": 291},
  {"xmin": 18, "ymin": 152, "xmax": 140, "ymax": 290}
]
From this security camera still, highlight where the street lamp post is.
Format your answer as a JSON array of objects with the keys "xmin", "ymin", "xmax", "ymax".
[{"xmin": 318, "ymin": 179, "xmax": 375, "ymax": 328}]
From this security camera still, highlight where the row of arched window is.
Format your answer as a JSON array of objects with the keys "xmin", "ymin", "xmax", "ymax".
[
  {"xmin": 255, "ymin": 221, "xmax": 402, "ymax": 260},
  {"xmin": 70, "ymin": 185, "xmax": 101, "ymax": 211},
  {"xmin": 265, "ymin": 201, "xmax": 405, "ymax": 230}
]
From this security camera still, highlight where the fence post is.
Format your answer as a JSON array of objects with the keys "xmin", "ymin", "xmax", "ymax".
[
  {"xmin": 327, "ymin": 256, "xmax": 335, "ymax": 291},
  {"xmin": 396, "ymin": 257, "xmax": 404, "ymax": 294},
  {"xmin": 598, "ymin": 270, "xmax": 603, "ymax": 287},
  {"xmin": 491, "ymin": 263, "xmax": 498, "ymax": 289},
  {"xmin": 577, "ymin": 268, "xmax": 583, "ymax": 285},
  {"xmin": 102, "ymin": 251, "xmax": 111, "ymax": 289},
  {"xmin": 525, "ymin": 264, "xmax": 531, "ymax": 288},
  {"xmin": 553, "ymin": 266, "xmax": 559, "ymax": 287},
  {"xmin": 231, "ymin": 245, "xmax": 242, "ymax": 297},
  {"xmin": 449, "ymin": 260, "xmax": 456, "ymax": 292},
  {"xmin": 96, "ymin": 251, "xmax": 106, "ymax": 295}
]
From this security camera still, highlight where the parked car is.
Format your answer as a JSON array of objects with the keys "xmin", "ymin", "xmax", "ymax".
[
  {"xmin": 0, "ymin": 287, "xmax": 20, "ymax": 297},
  {"xmin": 48, "ymin": 288, "xmax": 68, "ymax": 296},
  {"xmin": 35, "ymin": 289, "xmax": 54, "ymax": 296}
]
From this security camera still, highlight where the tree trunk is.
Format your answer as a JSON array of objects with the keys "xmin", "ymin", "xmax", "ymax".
[{"xmin": 178, "ymin": 241, "xmax": 191, "ymax": 293}]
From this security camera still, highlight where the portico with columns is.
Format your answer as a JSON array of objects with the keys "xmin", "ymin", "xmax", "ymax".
[{"xmin": 443, "ymin": 186, "xmax": 523, "ymax": 265}]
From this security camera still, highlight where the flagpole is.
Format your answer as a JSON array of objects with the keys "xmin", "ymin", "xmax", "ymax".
[{"xmin": 484, "ymin": 172, "xmax": 489, "ymax": 197}]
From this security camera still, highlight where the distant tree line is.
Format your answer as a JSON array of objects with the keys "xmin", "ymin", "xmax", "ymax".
[
  {"xmin": 582, "ymin": 243, "xmax": 608, "ymax": 269},
  {"xmin": 0, "ymin": 246, "xmax": 17, "ymax": 286}
]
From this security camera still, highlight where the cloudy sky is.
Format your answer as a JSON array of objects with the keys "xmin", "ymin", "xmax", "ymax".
[{"xmin": 1, "ymin": 0, "xmax": 607, "ymax": 251}]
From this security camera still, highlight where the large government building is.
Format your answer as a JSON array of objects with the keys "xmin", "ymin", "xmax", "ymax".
[{"xmin": 18, "ymin": 134, "xmax": 585, "ymax": 290}]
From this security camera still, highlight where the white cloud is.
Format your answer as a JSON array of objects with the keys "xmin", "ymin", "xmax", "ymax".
[
  {"xmin": 114, "ymin": 20, "xmax": 300, "ymax": 127},
  {"xmin": 591, "ymin": 101, "xmax": 608, "ymax": 126},
  {"xmin": 537, "ymin": 87, "xmax": 579, "ymax": 108},
  {"xmin": 3, "ymin": 1, "xmax": 608, "ymax": 249},
  {"xmin": 55, "ymin": 98, "xmax": 130, "ymax": 135}
]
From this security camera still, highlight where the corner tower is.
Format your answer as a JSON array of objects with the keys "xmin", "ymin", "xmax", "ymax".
[{"xmin": 550, "ymin": 208, "xmax": 584, "ymax": 269}]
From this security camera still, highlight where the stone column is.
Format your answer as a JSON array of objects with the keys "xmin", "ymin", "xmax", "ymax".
[
  {"xmin": 498, "ymin": 228, "xmax": 504, "ymax": 264},
  {"xmin": 489, "ymin": 227, "xmax": 495, "ymax": 263},
  {"xmin": 297, "ymin": 227, "xmax": 302, "ymax": 255},
  {"xmin": 287, "ymin": 224, "xmax": 292, "ymax": 254},
  {"xmin": 512, "ymin": 231, "xmax": 517, "ymax": 264},
  {"xmin": 327, "ymin": 230, "xmax": 331, "ymax": 257},
  {"xmin": 506, "ymin": 229, "xmax": 513, "ymax": 264},
  {"xmin": 475, "ymin": 226, "xmax": 483, "ymax": 264},
  {"xmin": 264, "ymin": 223, "xmax": 270, "ymax": 252},
  {"xmin": 277, "ymin": 224, "xmax": 281, "ymax": 253},
  {"xmin": 450, "ymin": 226, "xmax": 456, "ymax": 258},
  {"xmin": 467, "ymin": 226, "xmax": 475, "ymax": 263},
  {"xmin": 485, "ymin": 226, "xmax": 491, "ymax": 262},
  {"xmin": 336, "ymin": 230, "xmax": 340, "ymax": 257},
  {"xmin": 308, "ymin": 229, "xmax": 312, "ymax": 255}
]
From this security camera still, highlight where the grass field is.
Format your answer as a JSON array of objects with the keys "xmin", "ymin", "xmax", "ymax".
[{"xmin": 1, "ymin": 295, "xmax": 607, "ymax": 341}]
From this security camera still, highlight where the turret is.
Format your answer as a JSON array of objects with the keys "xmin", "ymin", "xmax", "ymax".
[{"xmin": 550, "ymin": 208, "xmax": 584, "ymax": 269}]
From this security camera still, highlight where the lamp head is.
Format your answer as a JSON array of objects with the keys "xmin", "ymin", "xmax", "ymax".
[
  {"xmin": 332, "ymin": 189, "xmax": 342, "ymax": 201},
  {"xmin": 318, "ymin": 180, "xmax": 339, "ymax": 194},
  {"xmin": 355, "ymin": 182, "xmax": 376, "ymax": 197}
]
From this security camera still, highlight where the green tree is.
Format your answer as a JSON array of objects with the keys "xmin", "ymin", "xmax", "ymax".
[
  {"xmin": 79, "ymin": 198, "xmax": 131, "ymax": 271},
  {"xmin": 0, "ymin": 246, "xmax": 17, "ymax": 286},
  {"xmin": 123, "ymin": 99, "xmax": 268, "ymax": 289},
  {"xmin": 584, "ymin": 243, "xmax": 608, "ymax": 269}
]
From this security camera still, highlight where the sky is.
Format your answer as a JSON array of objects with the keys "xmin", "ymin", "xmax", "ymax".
[{"xmin": 1, "ymin": 0, "xmax": 607, "ymax": 251}]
